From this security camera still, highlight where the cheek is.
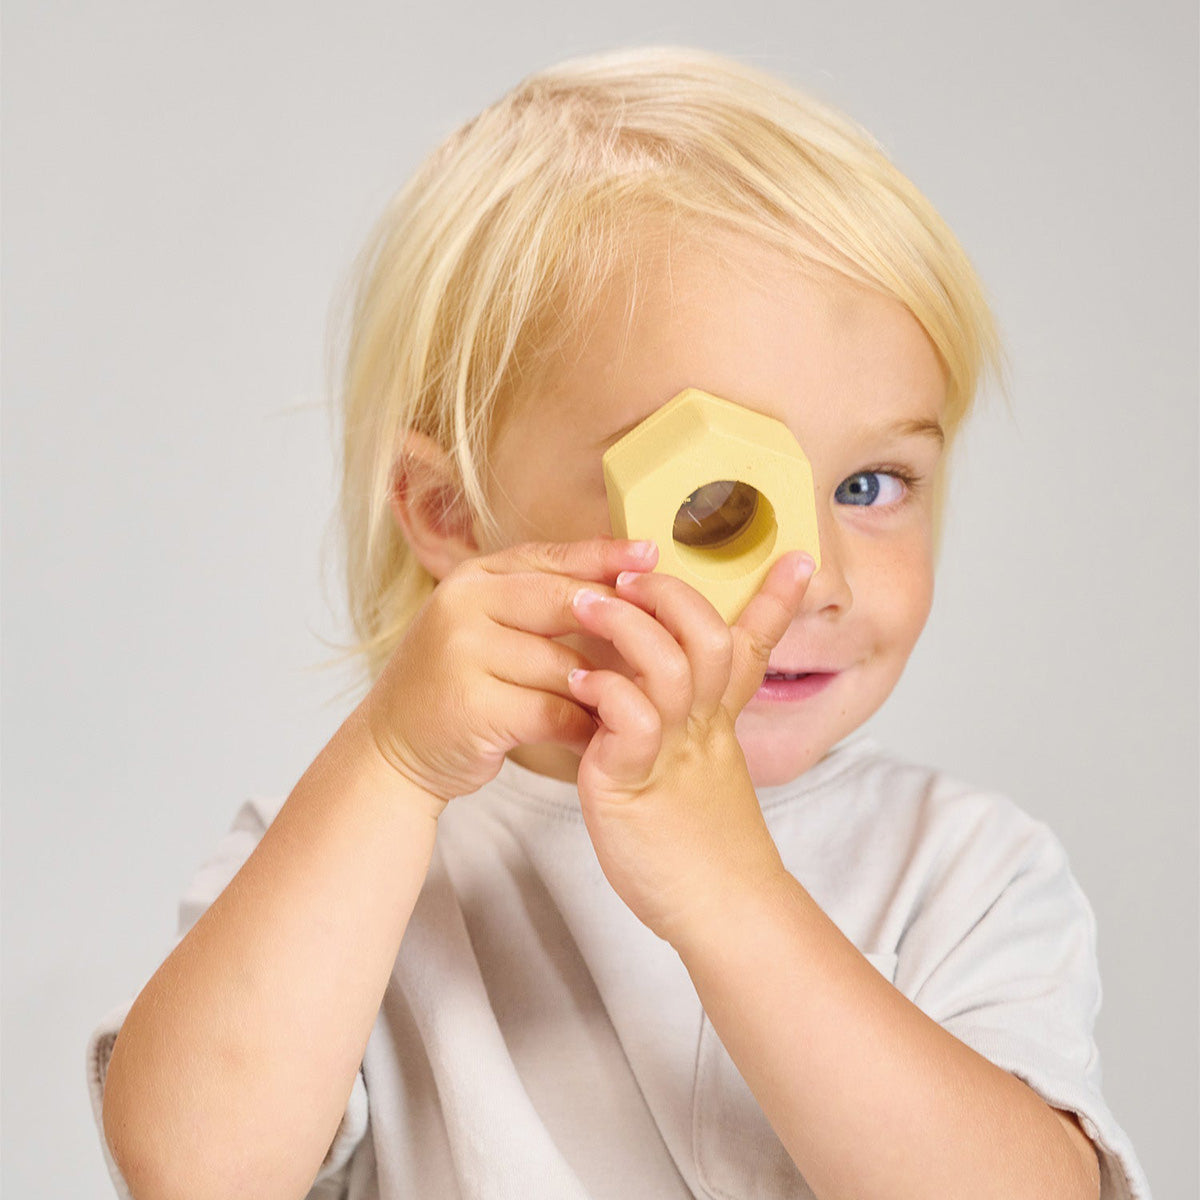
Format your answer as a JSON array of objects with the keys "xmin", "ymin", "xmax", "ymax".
[
  {"xmin": 875, "ymin": 538, "xmax": 935, "ymax": 647},
  {"xmin": 908, "ymin": 568, "xmax": 935, "ymax": 641},
  {"xmin": 487, "ymin": 479, "xmax": 610, "ymax": 548}
]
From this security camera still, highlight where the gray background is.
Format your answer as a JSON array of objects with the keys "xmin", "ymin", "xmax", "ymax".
[{"xmin": 3, "ymin": 2, "xmax": 1196, "ymax": 1197}]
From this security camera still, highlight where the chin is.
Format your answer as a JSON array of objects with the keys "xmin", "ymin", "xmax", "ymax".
[{"xmin": 739, "ymin": 731, "xmax": 829, "ymax": 789}]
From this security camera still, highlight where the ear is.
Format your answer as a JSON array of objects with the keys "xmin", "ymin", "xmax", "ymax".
[{"xmin": 388, "ymin": 429, "xmax": 482, "ymax": 582}]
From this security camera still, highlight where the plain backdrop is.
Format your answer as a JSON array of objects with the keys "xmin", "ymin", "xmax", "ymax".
[{"xmin": 3, "ymin": 2, "xmax": 1196, "ymax": 1197}]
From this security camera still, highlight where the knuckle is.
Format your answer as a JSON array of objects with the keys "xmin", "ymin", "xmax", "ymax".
[
  {"xmin": 547, "ymin": 691, "xmax": 585, "ymax": 735},
  {"xmin": 743, "ymin": 628, "xmax": 776, "ymax": 665},
  {"xmin": 661, "ymin": 652, "xmax": 692, "ymax": 692},
  {"xmin": 436, "ymin": 562, "xmax": 481, "ymax": 603},
  {"xmin": 628, "ymin": 703, "xmax": 662, "ymax": 739},
  {"xmin": 532, "ymin": 538, "xmax": 566, "ymax": 567},
  {"xmin": 482, "ymin": 540, "xmax": 526, "ymax": 573},
  {"xmin": 702, "ymin": 624, "xmax": 734, "ymax": 663},
  {"xmin": 426, "ymin": 579, "xmax": 469, "ymax": 634},
  {"xmin": 460, "ymin": 558, "xmax": 493, "ymax": 586},
  {"xmin": 539, "ymin": 538, "xmax": 574, "ymax": 570},
  {"xmin": 433, "ymin": 606, "xmax": 480, "ymax": 665}
]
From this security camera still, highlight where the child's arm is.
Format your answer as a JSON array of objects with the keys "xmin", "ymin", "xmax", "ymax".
[
  {"xmin": 566, "ymin": 561, "xmax": 1103, "ymax": 1200},
  {"xmin": 672, "ymin": 874, "xmax": 1102, "ymax": 1200},
  {"xmin": 101, "ymin": 535, "xmax": 655, "ymax": 1200},
  {"xmin": 100, "ymin": 706, "xmax": 443, "ymax": 1200}
]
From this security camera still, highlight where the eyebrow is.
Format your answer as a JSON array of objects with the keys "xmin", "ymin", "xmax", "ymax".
[
  {"xmin": 884, "ymin": 418, "xmax": 945, "ymax": 447},
  {"xmin": 597, "ymin": 414, "xmax": 946, "ymax": 448}
]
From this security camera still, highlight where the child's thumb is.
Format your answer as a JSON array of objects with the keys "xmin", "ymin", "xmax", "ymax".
[{"xmin": 722, "ymin": 552, "xmax": 816, "ymax": 716}]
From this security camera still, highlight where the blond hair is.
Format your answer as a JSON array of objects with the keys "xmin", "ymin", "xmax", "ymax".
[{"xmin": 320, "ymin": 44, "xmax": 1004, "ymax": 694}]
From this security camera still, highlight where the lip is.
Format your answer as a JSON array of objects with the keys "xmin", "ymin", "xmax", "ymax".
[
  {"xmin": 753, "ymin": 671, "xmax": 840, "ymax": 702},
  {"xmin": 765, "ymin": 664, "xmax": 840, "ymax": 675}
]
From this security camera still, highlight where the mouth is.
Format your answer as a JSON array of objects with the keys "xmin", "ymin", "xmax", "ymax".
[
  {"xmin": 754, "ymin": 670, "xmax": 840, "ymax": 701},
  {"xmin": 764, "ymin": 663, "xmax": 839, "ymax": 678}
]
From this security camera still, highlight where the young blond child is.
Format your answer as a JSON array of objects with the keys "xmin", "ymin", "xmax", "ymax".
[{"xmin": 88, "ymin": 45, "xmax": 1151, "ymax": 1200}]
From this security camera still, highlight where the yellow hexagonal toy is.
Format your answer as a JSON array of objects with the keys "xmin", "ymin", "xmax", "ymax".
[{"xmin": 602, "ymin": 388, "xmax": 821, "ymax": 624}]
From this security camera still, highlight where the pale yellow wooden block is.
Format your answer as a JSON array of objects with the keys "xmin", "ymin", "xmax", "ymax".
[{"xmin": 602, "ymin": 388, "xmax": 821, "ymax": 623}]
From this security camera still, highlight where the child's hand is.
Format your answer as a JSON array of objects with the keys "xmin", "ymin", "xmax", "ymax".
[
  {"xmin": 566, "ymin": 551, "xmax": 816, "ymax": 946},
  {"xmin": 358, "ymin": 536, "xmax": 657, "ymax": 806}
]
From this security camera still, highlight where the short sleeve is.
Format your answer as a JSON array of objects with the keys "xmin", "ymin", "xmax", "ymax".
[
  {"xmin": 85, "ymin": 798, "xmax": 370, "ymax": 1199},
  {"xmin": 900, "ymin": 801, "xmax": 1152, "ymax": 1199}
]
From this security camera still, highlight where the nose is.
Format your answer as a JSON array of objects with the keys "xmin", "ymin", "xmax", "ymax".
[{"xmin": 798, "ymin": 509, "xmax": 852, "ymax": 617}]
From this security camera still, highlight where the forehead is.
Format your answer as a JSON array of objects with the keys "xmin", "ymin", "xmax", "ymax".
[{"xmin": 532, "ymin": 229, "xmax": 947, "ymax": 445}]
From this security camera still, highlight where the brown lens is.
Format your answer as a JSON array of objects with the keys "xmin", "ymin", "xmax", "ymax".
[{"xmin": 672, "ymin": 480, "xmax": 759, "ymax": 549}]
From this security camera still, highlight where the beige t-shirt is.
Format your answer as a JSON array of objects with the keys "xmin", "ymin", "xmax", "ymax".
[{"xmin": 87, "ymin": 731, "xmax": 1152, "ymax": 1198}]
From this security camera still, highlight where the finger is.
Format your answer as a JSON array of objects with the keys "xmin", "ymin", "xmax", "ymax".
[
  {"xmin": 483, "ymin": 624, "xmax": 596, "ymax": 690},
  {"xmin": 460, "ymin": 569, "xmax": 627, "ymax": 638},
  {"xmin": 612, "ymin": 570, "xmax": 733, "ymax": 723},
  {"xmin": 722, "ymin": 552, "xmax": 816, "ymax": 715},
  {"xmin": 566, "ymin": 667, "xmax": 662, "ymax": 785},
  {"xmin": 479, "ymin": 535, "xmax": 659, "ymax": 583},
  {"xmin": 453, "ymin": 606, "xmax": 602, "ymax": 755},
  {"xmin": 479, "ymin": 672, "xmax": 599, "ymax": 759},
  {"xmin": 571, "ymin": 589, "xmax": 694, "ymax": 726},
  {"xmin": 457, "ymin": 536, "xmax": 659, "ymax": 638}
]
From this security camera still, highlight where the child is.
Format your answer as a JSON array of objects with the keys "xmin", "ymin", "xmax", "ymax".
[{"xmin": 87, "ymin": 45, "xmax": 1151, "ymax": 1200}]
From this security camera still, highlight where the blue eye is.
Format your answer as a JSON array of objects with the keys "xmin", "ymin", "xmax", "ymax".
[{"xmin": 835, "ymin": 470, "xmax": 913, "ymax": 508}]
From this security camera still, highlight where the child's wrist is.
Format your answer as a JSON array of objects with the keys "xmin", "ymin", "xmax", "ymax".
[
  {"xmin": 346, "ymin": 704, "xmax": 449, "ymax": 822},
  {"xmin": 661, "ymin": 851, "xmax": 793, "ymax": 959}
]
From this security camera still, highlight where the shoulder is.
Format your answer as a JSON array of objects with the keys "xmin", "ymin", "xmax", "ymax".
[
  {"xmin": 844, "ymin": 743, "xmax": 1098, "ymax": 992},
  {"xmin": 846, "ymin": 737, "xmax": 1068, "ymax": 871},
  {"xmin": 823, "ymin": 739, "xmax": 1092, "ymax": 957}
]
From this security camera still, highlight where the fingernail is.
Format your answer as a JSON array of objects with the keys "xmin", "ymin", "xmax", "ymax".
[
  {"xmin": 792, "ymin": 553, "xmax": 816, "ymax": 582},
  {"xmin": 629, "ymin": 539, "xmax": 657, "ymax": 561},
  {"xmin": 573, "ymin": 588, "xmax": 604, "ymax": 611},
  {"xmin": 567, "ymin": 668, "xmax": 590, "ymax": 685},
  {"xmin": 615, "ymin": 570, "xmax": 640, "ymax": 587}
]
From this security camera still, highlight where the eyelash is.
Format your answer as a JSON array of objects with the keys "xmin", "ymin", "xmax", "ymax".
[{"xmin": 839, "ymin": 465, "xmax": 924, "ymax": 510}]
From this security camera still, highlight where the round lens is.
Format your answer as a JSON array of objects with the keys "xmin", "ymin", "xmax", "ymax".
[{"xmin": 672, "ymin": 480, "xmax": 759, "ymax": 549}]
